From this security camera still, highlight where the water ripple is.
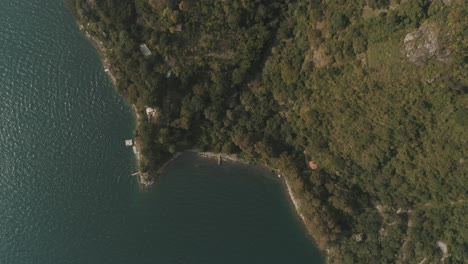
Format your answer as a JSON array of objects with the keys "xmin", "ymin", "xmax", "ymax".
[{"xmin": 0, "ymin": 0, "xmax": 135, "ymax": 263}]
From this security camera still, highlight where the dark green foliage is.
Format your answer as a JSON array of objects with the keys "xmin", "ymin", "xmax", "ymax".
[
  {"xmin": 367, "ymin": 0, "xmax": 390, "ymax": 9},
  {"xmin": 453, "ymin": 109, "xmax": 468, "ymax": 128},
  {"xmin": 330, "ymin": 13, "xmax": 350, "ymax": 32},
  {"xmin": 73, "ymin": 0, "xmax": 467, "ymax": 262}
]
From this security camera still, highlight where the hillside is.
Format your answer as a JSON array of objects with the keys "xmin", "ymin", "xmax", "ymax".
[{"xmin": 71, "ymin": 0, "xmax": 467, "ymax": 263}]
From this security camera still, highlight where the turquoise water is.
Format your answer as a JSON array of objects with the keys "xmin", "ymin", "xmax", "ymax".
[{"xmin": 0, "ymin": 0, "xmax": 323, "ymax": 263}]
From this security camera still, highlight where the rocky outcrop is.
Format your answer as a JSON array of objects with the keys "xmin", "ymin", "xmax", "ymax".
[
  {"xmin": 435, "ymin": 241, "xmax": 448, "ymax": 263},
  {"xmin": 402, "ymin": 23, "xmax": 450, "ymax": 65}
]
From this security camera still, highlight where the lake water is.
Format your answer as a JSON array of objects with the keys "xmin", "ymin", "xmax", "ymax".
[{"xmin": 0, "ymin": 0, "xmax": 323, "ymax": 263}]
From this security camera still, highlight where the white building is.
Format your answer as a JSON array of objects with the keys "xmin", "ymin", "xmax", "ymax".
[{"xmin": 139, "ymin": 44, "xmax": 151, "ymax": 56}]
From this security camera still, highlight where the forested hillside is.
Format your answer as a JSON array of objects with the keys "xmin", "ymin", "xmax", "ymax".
[{"xmin": 71, "ymin": 0, "xmax": 467, "ymax": 262}]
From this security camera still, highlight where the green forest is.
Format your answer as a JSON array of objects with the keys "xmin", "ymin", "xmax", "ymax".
[{"xmin": 71, "ymin": 0, "xmax": 467, "ymax": 263}]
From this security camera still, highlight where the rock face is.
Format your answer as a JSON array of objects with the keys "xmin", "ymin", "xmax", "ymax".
[
  {"xmin": 403, "ymin": 23, "xmax": 450, "ymax": 65},
  {"xmin": 435, "ymin": 241, "xmax": 448, "ymax": 262}
]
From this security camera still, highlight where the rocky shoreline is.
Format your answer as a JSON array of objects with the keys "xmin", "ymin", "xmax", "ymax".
[{"xmin": 283, "ymin": 176, "xmax": 307, "ymax": 224}]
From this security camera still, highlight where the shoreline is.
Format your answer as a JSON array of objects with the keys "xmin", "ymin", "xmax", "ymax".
[
  {"xmin": 152, "ymin": 150, "xmax": 308, "ymax": 227},
  {"xmin": 74, "ymin": 18, "xmax": 326, "ymax": 259},
  {"xmin": 76, "ymin": 22, "xmax": 118, "ymax": 88},
  {"xmin": 131, "ymin": 104, "xmax": 152, "ymax": 188},
  {"xmin": 75, "ymin": 20, "xmax": 312, "ymax": 225},
  {"xmin": 74, "ymin": 20, "xmax": 150, "ymax": 188},
  {"xmin": 78, "ymin": 22, "xmax": 149, "ymax": 188},
  {"xmin": 185, "ymin": 151, "xmax": 323, "ymax": 256},
  {"xmin": 196, "ymin": 151, "xmax": 249, "ymax": 165},
  {"xmin": 283, "ymin": 176, "xmax": 307, "ymax": 224},
  {"xmin": 177, "ymin": 151, "xmax": 309, "ymax": 226}
]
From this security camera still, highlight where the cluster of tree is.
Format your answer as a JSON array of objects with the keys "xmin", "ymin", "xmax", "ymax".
[{"xmin": 72, "ymin": 0, "xmax": 467, "ymax": 262}]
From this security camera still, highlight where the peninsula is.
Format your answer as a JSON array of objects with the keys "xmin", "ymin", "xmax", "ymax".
[{"xmin": 71, "ymin": 0, "xmax": 467, "ymax": 263}]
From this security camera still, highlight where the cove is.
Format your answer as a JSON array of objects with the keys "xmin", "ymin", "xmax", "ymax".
[
  {"xmin": 127, "ymin": 152, "xmax": 324, "ymax": 263},
  {"xmin": 0, "ymin": 0, "xmax": 323, "ymax": 263}
]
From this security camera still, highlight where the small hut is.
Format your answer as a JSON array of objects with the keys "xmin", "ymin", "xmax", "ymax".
[{"xmin": 145, "ymin": 107, "xmax": 156, "ymax": 122}]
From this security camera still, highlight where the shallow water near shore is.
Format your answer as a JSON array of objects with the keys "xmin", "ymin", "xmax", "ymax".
[{"xmin": 0, "ymin": 0, "xmax": 323, "ymax": 263}]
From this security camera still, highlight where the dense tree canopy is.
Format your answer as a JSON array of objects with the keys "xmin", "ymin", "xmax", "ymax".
[{"xmin": 72, "ymin": 0, "xmax": 467, "ymax": 262}]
